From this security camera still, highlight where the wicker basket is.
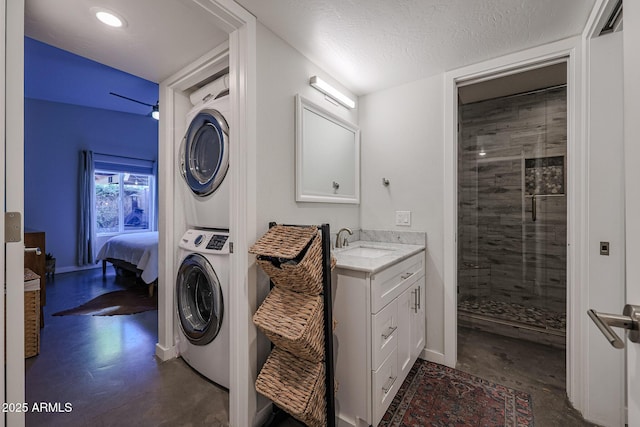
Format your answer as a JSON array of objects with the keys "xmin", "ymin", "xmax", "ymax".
[
  {"xmin": 253, "ymin": 286, "xmax": 324, "ymax": 362},
  {"xmin": 255, "ymin": 347, "xmax": 326, "ymax": 427},
  {"xmin": 249, "ymin": 225, "xmax": 318, "ymax": 258},
  {"xmin": 256, "ymin": 234, "xmax": 324, "ymax": 295},
  {"xmin": 24, "ymin": 289, "xmax": 40, "ymax": 358}
]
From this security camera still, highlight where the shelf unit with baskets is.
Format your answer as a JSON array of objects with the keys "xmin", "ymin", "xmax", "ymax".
[{"xmin": 250, "ymin": 222, "xmax": 335, "ymax": 427}]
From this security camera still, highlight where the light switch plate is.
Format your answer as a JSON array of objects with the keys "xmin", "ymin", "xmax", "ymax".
[{"xmin": 395, "ymin": 211, "xmax": 411, "ymax": 226}]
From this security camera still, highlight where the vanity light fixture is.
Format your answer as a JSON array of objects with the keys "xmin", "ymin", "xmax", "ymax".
[
  {"xmin": 93, "ymin": 8, "xmax": 127, "ymax": 28},
  {"xmin": 309, "ymin": 76, "xmax": 355, "ymax": 109}
]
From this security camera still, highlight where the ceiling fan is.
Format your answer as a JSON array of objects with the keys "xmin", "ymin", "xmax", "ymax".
[{"xmin": 109, "ymin": 92, "xmax": 159, "ymax": 120}]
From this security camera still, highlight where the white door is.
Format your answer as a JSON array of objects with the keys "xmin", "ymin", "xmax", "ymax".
[
  {"xmin": 624, "ymin": 1, "xmax": 640, "ymax": 425},
  {"xmin": 2, "ymin": 0, "xmax": 25, "ymax": 426}
]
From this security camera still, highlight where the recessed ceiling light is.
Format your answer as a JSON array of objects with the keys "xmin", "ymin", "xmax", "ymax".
[{"xmin": 92, "ymin": 8, "xmax": 127, "ymax": 28}]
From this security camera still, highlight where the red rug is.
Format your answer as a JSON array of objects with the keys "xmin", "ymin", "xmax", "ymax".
[{"xmin": 380, "ymin": 360, "xmax": 534, "ymax": 427}]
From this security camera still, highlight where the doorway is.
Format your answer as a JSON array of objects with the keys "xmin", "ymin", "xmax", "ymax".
[
  {"xmin": 22, "ymin": 2, "xmax": 228, "ymax": 424},
  {"xmin": 455, "ymin": 63, "xmax": 574, "ymax": 422},
  {"xmin": 456, "ymin": 63, "xmax": 568, "ymax": 348}
]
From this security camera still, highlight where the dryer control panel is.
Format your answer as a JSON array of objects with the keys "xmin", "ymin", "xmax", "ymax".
[{"xmin": 179, "ymin": 229, "xmax": 230, "ymax": 254}]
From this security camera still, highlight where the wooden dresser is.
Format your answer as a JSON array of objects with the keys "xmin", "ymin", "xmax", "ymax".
[{"xmin": 24, "ymin": 229, "xmax": 45, "ymax": 327}]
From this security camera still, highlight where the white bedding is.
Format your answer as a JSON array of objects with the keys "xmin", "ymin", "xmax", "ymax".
[{"xmin": 96, "ymin": 231, "xmax": 158, "ymax": 284}]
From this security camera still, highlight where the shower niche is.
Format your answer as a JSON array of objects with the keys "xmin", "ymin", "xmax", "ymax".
[
  {"xmin": 525, "ymin": 156, "xmax": 565, "ymax": 196},
  {"xmin": 457, "ymin": 85, "xmax": 567, "ymax": 348}
]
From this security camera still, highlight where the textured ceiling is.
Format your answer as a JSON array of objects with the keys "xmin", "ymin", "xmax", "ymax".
[
  {"xmin": 24, "ymin": 0, "xmax": 597, "ymax": 113},
  {"xmin": 236, "ymin": 0, "xmax": 596, "ymax": 95}
]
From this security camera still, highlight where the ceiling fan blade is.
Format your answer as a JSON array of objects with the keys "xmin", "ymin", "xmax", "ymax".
[{"xmin": 109, "ymin": 91, "xmax": 156, "ymax": 107}]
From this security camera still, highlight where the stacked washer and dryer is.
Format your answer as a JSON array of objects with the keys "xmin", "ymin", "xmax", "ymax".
[{"xmin": 175, "ymin": 75, "xmax": 231, "ymax": 388}]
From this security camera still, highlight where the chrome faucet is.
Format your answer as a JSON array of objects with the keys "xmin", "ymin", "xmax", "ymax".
[{"xmin": 336, "ymin": 227, "xmax": 353, "ymax": 249}]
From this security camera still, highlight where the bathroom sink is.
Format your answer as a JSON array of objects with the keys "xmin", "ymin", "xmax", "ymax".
[{"xmin": 337, "ymin": 245, "xmax": 396, "ymax": 258}]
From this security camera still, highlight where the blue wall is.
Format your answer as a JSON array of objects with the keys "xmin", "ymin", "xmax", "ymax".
[
  {"xmin": 24, "ymin": 98, "xmax": 158, "ymax": 272},
  {"xmin": 24, "ymin": 37, "xmax": 159, "ymax": 272}
]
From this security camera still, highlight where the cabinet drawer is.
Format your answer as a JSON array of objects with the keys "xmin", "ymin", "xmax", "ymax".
[
  {"xmin": 372, "ymin": 299, "xmax": 397, "ymax": 370},
  {"xmin": 372, "ymin": 347, "xmax": 398, "ymax": 426},
  {"xmin": 371, "ymin": 252, "xmax": 424, "ymax": 314}
]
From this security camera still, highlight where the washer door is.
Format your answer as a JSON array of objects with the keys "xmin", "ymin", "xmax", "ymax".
[
  {"xmin": 180, "ymin": 108, "xmax": 229, "ymax": 197},
  {"xmin": 176, "ymin": 253, "xmax": 224, "ymax": 345}
]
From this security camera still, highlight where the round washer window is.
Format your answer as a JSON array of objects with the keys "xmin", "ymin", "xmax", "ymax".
[
  {"xmin": 180, "ymin": 109, "xmax": 229, "ymax": 196},
  {"xmin": 176, "ymin": 253, "xmax": 224, "ymax": 345}
]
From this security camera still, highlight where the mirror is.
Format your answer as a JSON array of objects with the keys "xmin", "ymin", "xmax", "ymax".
[{"xmin": 295, "ymin": 94, "xmax": 360, "ymax": 204}]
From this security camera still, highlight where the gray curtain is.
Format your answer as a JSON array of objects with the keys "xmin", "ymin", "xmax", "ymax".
[
  {"xmin": 152, "ymin": 160, "xmax": 158, "ymax": 232},
  {"xmin": 78, "ymin": 150, "xmax": 95, "ymax": 265}
]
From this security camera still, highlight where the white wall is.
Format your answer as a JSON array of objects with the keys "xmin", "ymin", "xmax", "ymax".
[
  {"xmin": 255, "ymin": 23, "xmax": 360, "ymax": 236},
  {"xmin": 586, "ymin": 31, "xmax": 625, "ymax": 426},
  {"xmin": 358, "ymin": 75, "xmax": 445, "ymax": 359},
  {"xmin": 253, "ymin": 23, "xmax": 362, "ymax": 418}
]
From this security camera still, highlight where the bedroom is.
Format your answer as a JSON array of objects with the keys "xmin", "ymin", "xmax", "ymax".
[{"xmin": 24, "ymin": 37, "xmax": 160, "ymax": 277}]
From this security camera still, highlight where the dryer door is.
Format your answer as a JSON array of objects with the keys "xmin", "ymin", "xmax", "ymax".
[
  {"xmin": 180, "ymin": 108, "xmax": 229, "ymax": 197},
  {"xmin": 176, "ymin": 253, "xmax": 224, "ymax": 345}
]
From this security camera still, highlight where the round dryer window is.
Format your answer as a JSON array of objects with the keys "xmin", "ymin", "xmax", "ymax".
[
  {"xmin": 176, "ymin": 253, "xmax": 224, "ymax": 345},
  {"xmin": 181, "ymin": 109, "xmax": 229, "ymax": 196}
]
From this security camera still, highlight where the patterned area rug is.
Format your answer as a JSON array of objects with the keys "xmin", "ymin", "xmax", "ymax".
[
  {"xmin": 380, "ymin": 360, "xmax": 534, "ymax": 427},
  {"xmin": 52, "ymin": 287, "xmax": 157, "ymax": 316}
]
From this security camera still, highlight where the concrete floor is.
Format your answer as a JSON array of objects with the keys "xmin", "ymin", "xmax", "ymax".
[
  {"xmin": 457, "ymin": 326, "xmax": 598, "ymax": 427},
  {"xmin": 26, "ymin": 268, "xmax": 597, "ymax": 426},
  {"xmin": 25, "ymin": 268, "xmax": 228, "ymax": 427}
]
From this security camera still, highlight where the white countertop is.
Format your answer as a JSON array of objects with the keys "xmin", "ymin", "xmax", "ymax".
[{"xmin": 332, "ymin": 240, "xmax": 425, "ymax": 273}]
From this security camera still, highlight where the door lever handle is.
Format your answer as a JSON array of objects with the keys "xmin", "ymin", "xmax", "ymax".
[{"xmin": 587, "ymin": 305, "xmax": 640, "ymax": 349}]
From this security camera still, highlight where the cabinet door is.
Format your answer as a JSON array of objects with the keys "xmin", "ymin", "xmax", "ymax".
[
  {"xmin": 396, "ymin": 284, "xmax": 414, "ymax": 382},
  {"xmin": 411, "ymin": 281, "xmax": 425, "ymax": 360},
  {"xmin": 372, "ymin": 348, "xmax": 398, "ymax": 426},
  {"xmin": 372, "ymin": 299, "xmax": 398, "ymax": 370}
]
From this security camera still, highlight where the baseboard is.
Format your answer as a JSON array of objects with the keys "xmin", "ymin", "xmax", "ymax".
[
  {"xmin": 155, "ymin": 343, "xmax": 177, "ymax": 361},
  {"xmin": 253, "ymin": 403, "xmax": 273, "ymax": 427},
  {"xmin": 420, "ymin": 348, "xmax": 446, "ymax": 365}
]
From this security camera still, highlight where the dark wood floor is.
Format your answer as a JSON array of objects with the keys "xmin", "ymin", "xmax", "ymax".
[{"xmin": 25, "ymin": 267, "xmax": 228, "ymax": 427}]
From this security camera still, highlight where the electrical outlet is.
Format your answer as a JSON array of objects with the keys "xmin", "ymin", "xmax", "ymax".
[{"xmin": 395, "ymin": 211, "xmax": 411, "ymax": 226}]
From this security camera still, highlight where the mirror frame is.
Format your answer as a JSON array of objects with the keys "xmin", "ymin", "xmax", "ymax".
[{"xmin": 295, "ymin": 94, "xmax": 360, "ymax": 204}]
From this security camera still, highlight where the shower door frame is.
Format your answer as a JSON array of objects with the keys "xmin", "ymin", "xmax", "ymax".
[{"xmin": 443, "ymin": 37, "xmax": 586, "ymax": 412}]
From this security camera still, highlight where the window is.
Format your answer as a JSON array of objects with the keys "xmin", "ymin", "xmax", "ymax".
[{"xmin": 94, "ymin": 170, "xmax": 155, "ymax": 235}]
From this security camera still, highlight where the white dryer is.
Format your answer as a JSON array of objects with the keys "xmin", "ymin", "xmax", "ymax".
[
  {"xmin": 176, "ymin": 228, "xmax": 230, "ymax": 388},
  {"xmin": 180, "ymin": 93, "xmax": 230, "ymax": 230}
]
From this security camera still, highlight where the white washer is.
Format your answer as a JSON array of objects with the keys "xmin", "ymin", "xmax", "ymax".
[
  {"xmin": 176, "ymin": 228, "xmax": 230, "ymax": 388},
  {"xmin": 180, "ymin": 94, "xmax": 230, "ymax": 230}
]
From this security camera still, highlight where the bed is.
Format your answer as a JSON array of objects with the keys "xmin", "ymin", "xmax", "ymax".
[{"xmin": 96, "ymin": 231, "xmax": 159, "ymax": 294}]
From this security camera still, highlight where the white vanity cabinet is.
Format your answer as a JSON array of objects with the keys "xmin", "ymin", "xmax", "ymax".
[{"xmin": 333, "ymin": 250, "xmax": 425, "ymax": 427}]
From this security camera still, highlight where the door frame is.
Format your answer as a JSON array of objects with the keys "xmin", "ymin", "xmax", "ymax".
[
  {"xmin": 442, "ymin": 35, "xmax": 586, "ymax": 411},
  {"xmin": 3, "ymin": 0, "xmax": 25, "ymax": 425}
]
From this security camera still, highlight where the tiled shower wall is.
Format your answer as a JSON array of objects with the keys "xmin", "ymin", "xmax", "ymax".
[{"xmin": 457, "ymin": 87, "xmax": 567, "ymax": 315}]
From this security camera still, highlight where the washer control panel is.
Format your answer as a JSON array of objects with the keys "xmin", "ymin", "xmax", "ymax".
[
  {"xmin": 206, "ymin": 234, "xmax": 228, "ymax": 250},
  {"xmin": 180, "ymin": 229, "xmax": 230, "ymax": 254}
]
